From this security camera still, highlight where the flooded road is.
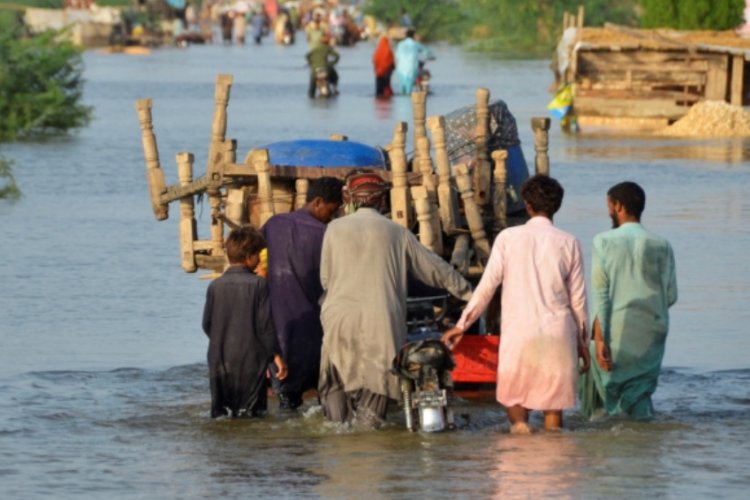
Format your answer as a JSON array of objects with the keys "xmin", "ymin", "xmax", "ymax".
[{"xmin": 1, "ymin": 40, "xmax": 749, "ymax": 498}]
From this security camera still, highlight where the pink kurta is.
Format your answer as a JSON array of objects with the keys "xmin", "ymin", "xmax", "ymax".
[{"xmin": 457, "ymin": 217, "xmax": 588, "ymax": 410}]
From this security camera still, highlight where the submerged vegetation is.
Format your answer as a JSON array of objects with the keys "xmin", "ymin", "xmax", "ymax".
[{"xmin": 0, "ymin": 26, "xmax": 91, "ymax": 198}]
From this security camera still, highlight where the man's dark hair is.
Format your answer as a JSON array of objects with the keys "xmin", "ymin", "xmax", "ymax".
[
  {"xmin": 306, "ymin": 176, "xmax": 344, "ymax": 204},
  {"xmin": 608, "ymin": 181, "xmax": 645, "ymax": 219},
  {"xmin": 520, "ymin": 174, "xmax": 564, "ymax": 216},
  {"xmin": 225, "ymin": 226, "xmax": 265, "ymax": 264},
  {"xmin": 406, "ymin": 28, "xmax": 415, "ymax": 38}
]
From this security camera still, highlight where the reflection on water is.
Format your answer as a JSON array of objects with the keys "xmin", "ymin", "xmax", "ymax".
[
  {"xmin": 1, "ymin": 41, "xmax": 749, "ymax": 498},
  {"xmin": 566, "ymin": 137, "xmax": 750, "ymax": 164}
]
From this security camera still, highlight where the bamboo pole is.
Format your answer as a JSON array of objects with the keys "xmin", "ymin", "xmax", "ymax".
[
  {"xmin": 176, "ymin": 152, "xmax": 197, "ymax": 272},
  {"xmin": 491, "ymin": 150, "xmax": 508, "ymax": 233},
  {"xmin": 207, "ymin": 74, "xmax": 233, "ymax": 171},
  {"xmin": 577, "ymin": 5, "xmax": 585, "ymax": 29},
  {"xmin": 388, "ymin": 121, "xmax": 411, "ymax": 228},
  {"xmin": 454, "ymin": 164, "xmax": 491, "ymax": 261},
  {"xmin": 563, "ymin": 11, "xmax": 570, "ymax": 32},
  {"xmin": 295, "ymin": 178, "xmax": 309, "ymax": 209},
  {"xmin": 474, "ymin": 87, "xmax": 492, "ymax": 208},
  {"xmin": 411, "ymin": 90, "xmax": 427, "ymax": 166},
  {"xmin": 249, "ymin": 149, "xmax": 275, "ymax": 227},
  {"xmin": 411, "ymin": 186, "xmax": 435, "ymax": 252},
  {"xmin": 416, "ymin": 136, "xmax": 443, "ymax": 255},
  {"xmin": 426, "ymin": 115, "xmax": 458, "ymax": 233},
  {"xmin": 450, "ymin": 234, "xmax": 471, "ymax": 275},
  {"xmin": 531, "ymin": 117, "xmax": 551, "ymax": 176},
  {"xmin": 329, "ymin": 133, "xmax": 348, "ymax": 141},
  {"xmin": 134, "ymin": 99, "xmax": 168, "ymax": 221}
]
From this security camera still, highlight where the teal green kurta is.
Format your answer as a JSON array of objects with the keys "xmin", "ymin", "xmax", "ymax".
[{"xmin": 579, "ymin": 222, "xmax": 677, "ymax": 419}]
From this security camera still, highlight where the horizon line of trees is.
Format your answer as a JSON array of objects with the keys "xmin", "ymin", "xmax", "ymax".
[{"xmin": 365, "ymin": 0, "xmax": 747, "ymax": 55}]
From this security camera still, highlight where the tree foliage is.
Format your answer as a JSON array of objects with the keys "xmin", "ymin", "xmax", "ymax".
[
  {"xmin": 641, "ymin": 0, "xmax": 746, "ymax": 30},
  {"xmin": 363, "ymin": 0, "xmax": 466, "ymax": 42},
  {"xmin": 458, "ymin": 0, "xmax": 638, "ymax": 56},
  {"xmin": 0, "ymin": 156, "xmax": 21, "ymax": 200},
  {"xmin": 0, "ymin": 29, "xmax": 92, "ymax": 141}
]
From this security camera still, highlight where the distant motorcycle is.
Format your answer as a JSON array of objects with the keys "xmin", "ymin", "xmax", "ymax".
[{"xmin": 313, "ymin": 67, "xmax": 334, "ymax": 98}]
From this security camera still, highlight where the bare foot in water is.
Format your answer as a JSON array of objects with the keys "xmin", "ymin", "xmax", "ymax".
[{"xmin": 510, "ymin": 422, "xmax": 532, "ymax": 435}]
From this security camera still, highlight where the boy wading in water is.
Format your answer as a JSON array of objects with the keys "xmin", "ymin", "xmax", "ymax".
[{"xmin": 202, "ymin": 227, "xmax": 288, "ymax": 418}]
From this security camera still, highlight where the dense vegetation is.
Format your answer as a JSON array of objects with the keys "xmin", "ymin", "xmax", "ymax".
[
  {"xmin": 0, "ymin": 26, "xmax": 92, "ymax": 198},
  {"xmin": 365, "ymin": 0, "xmax": 747, "ymax": 56},
  {"xmin": 641, "ymin": 0, "xmax": 746, "ymax": 30},
  {"xmin": 0, "ymin": 29, "xmax": 91, "ymax": 140}
]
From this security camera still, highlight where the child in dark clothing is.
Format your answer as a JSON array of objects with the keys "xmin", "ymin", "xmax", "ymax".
[{"xmin": 202, "ymin": 227, "xmax": 288, "ymax": 418}]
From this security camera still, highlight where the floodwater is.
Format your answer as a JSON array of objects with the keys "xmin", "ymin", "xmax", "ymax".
[{"xmin": 1, "ymin": 40, "xmax": 749, "ymax": 498}]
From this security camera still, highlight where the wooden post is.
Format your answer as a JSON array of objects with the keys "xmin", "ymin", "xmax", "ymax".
[
  {"xmin": 134, "ymin": 99, "xmax": 168, "ymax": 221},
  {"xmin": 706, "ymin": 55, "xmax": 729, "ymax": 101},
  {"xmin": 474, "ymin": 87, "xmax": 492, "ymax": 208},
  {"xmin": 249, "ymin": 149, "xmax": 275, "ymax": 227},
  {"xmin": 388, "ymin": 122, "xmax": 411, "ymax": 228},
  {"xmin": 491, "ymin": 150, "xmax": 508, "ymax": 233},
  {"xmin": 208, "ymin": 187, "xmax": 224, "ymax": 257},
  {"xmin": 454, "ymin": 164, "xmax": 491, "ymax": 261},
  {"xmin": 411, "ymin": 186, "xmax": 435, "ymax": 252},
  {"xmin": 225, "ymin": 188, "xmax": 246, "ymax": 228},
  {"xmin": 427, "ymin": 115, "xmax": 458, "ymax": 233},
  {"xmin": 416, "ymin": 136, "xmax": 443, "ymax": 255},
  {"xmin": 176, "ymin": 152, "xmax": 197, "ymax": 272},
  {"xmin": 222, "ymin": 139, "xmax": 237, "ymax": 166},
  {"xmin": 295, "ymin": 178, "xmax": 309, "ymax": 209},
  {"xmin": 450, "ymin": 234, "xmax": 471, "ymax": 275},
  {"xmin": 411, "ymin": 90, "xmax": 427, "ymax": 166},
  {"xmin": 531, "ymin": 117, "xmax": 551, "ymax": 176},
  {"xmin": 207, "ymin": 74, "xmax": 233, "ymax": 171},
  {"xmin": 563, "ymin": 12, "xmax": 570, "ymax": 32},
  {"xmin": 577, "ymin": 5, "xmax": 585, "ymax": 29},
  {"xmin": 731, "ymin": 55, "xmax": 744, "ymax": 107}
]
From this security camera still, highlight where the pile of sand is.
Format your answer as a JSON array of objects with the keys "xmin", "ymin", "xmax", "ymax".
[{"xmin": 658, "ymin": 100, "xmax": 750, "ymax": 137}]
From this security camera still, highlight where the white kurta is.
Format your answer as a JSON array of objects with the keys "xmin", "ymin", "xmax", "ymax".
[
  {"xmin": 457, "ymin": 217, "xmax": 588, "ymax": 410},
  {"xmin": 319, "ymin": 208, "xmax": 473, "ymax": 400}
]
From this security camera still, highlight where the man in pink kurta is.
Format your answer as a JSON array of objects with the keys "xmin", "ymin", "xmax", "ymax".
[{"xmin": 443, "ymin": 175, "xmax": 589, "ymax": 432}]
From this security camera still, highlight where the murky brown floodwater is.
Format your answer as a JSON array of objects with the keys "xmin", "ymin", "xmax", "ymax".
[{"xmin": 1, "ymin": 40, "xmax": 749, "ymax": 498}]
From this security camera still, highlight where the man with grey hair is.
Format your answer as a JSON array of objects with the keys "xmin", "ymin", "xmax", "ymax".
[{"xmin": 317, "ymin": 171, "xmax": 473, "ymax": 427}]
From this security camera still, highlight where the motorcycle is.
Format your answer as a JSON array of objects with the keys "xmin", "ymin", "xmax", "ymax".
[
  {"xmin": 392, "ymin": 295, "xmax": 456, "ymax": 432},
  {"xmin": 314, "ymin": 67, "xmax": 333, "ymax": 98}
]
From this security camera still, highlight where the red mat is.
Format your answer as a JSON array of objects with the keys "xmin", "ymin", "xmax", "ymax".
[{"xmin": 451, "ymin": 334, "xmax": 499, "ymax": 384}]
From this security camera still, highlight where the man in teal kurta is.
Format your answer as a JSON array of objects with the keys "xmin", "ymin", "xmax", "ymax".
[{"xmin": 579, "ymin": 182, "xmax": 677, "ymax": 420}]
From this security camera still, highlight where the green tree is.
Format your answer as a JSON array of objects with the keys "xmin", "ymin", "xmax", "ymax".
[
  {"xmin": 0, "ymin": 156, "xmax": 21, "ymax": 200},
  {"xmin": 0, "ymin": 29, "xmax": 92, "ymax": 141},
  {"xmin": 641, "ymin": 0, "xmax": 745, "ymax": 30},
  {"xmin": 364, "ymin": 0, "xmax": 466, "ymax": 42}
]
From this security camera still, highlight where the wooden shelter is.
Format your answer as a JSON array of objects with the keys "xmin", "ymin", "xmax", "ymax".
[{"xmin": 555, "ymin": 16, "xmax": 750, "ymax": 129}]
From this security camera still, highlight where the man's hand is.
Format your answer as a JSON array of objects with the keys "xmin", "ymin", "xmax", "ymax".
[
  {"xmin": 441, "ymin": 327, "xmax": 464, "ymax": 350},
  {"xmin": 595, "ymin": 339, "xmax": 613, "ymax": 372},
  {"xmin": 578, "ymin": 338, "xmax": 591, "ymax": 374},
  {"xmin": 274, "ymin": 355, "xmax": 288, "ymax": 381}
]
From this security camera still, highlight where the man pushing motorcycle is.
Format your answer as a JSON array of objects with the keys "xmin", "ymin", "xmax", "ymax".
[{"xmin": 305, "ymin": 33, "xmax": 340, "ymax": 98}]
